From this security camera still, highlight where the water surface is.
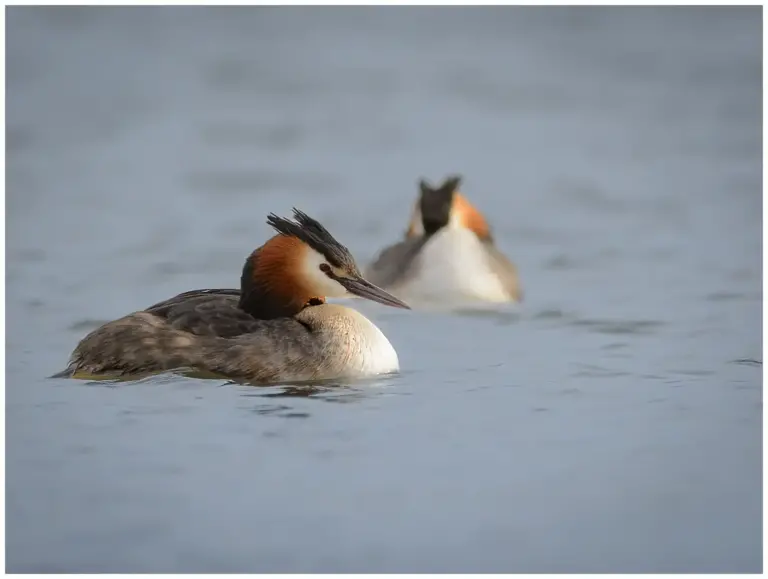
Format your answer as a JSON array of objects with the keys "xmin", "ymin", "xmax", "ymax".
[{"xmin": 6, "ymin": 7, "xmax": 762, "ymax": 573}]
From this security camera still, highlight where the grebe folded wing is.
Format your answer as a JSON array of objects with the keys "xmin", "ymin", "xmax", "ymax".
[
  {"xmin": 63, "ymin": 306, "xmax": 319, "ymax": 381},
  {"xmin": 145, "ymin": 290, "xmax": 274, "ymax": 339},
  {"xmin": 481, "ymin": 241, "xmax": 522, "ymax": 302},
  {"xmin": 145, "ymin": 288, "xmax": 240, "ymax": 312},
  {"xmin": 365, "ymin": 237, "xmax": 428, "ymax": 288}
]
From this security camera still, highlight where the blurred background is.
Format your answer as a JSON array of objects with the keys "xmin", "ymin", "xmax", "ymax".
[{"xmin": 5, "ymin": 6, "xmax": 762, "ymax": 573}]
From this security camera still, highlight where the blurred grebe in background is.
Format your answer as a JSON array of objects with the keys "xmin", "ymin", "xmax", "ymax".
[{"xmin": 366, "ymin": 175, "xmax": 522, "ymax": 307}]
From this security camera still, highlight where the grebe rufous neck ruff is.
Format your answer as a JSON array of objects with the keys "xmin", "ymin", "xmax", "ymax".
[
  {"xmin": 365, "ymin": 175, "xmax": 522, "ymax": 305},
  {"xmin": 57, "ymin": 209, "xmax": 410, "ymax": 383}
]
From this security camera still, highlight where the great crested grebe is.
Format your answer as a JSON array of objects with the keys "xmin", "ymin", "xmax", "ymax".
[
  {"xmin": 56, "ymin": 209, "xmax": 410, "ymax": 383},
  {"xmin": 365, "ymin": 175, "xmax": 522, "ymax": 305}
]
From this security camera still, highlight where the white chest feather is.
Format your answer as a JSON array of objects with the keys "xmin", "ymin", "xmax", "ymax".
[
  {"xmin": 311, "ymin": 305, "xmax": 400, "ymax": 378},
  {"xmin": 396, "ymin": 228, "xmax": 510, "ymax": 304},
  {"xmin": 341, "ymin": 311, "xmax": 400, "ymax": 377}
]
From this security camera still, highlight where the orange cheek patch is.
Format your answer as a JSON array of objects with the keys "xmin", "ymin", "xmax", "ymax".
[
  {"xmin": 453, "ymin": 193, "xmax": 491, "ymax": 240},
  {"xmin": 251, "ymin": 236, "xmax": 318, "ymax": 309}
]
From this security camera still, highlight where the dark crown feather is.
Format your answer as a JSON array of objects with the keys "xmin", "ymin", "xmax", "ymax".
[{"xmin": 266, "ymin": 208, "xmax": 356, "ymax": 270}]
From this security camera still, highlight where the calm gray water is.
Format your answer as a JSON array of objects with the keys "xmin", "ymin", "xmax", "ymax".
[{"xmin": 6, "ymin": 7, "xmax": 762, "ymax": 573}]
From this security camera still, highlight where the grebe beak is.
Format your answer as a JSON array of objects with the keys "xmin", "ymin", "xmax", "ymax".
[{"xmin": 339, "ymin": 276, "xmax": 411, "ymax": 310}]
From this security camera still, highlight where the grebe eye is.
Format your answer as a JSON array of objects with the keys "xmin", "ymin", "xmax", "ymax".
[{"xmin": 319, "ymin": 263, "xmax": 332, "ymax": 274}]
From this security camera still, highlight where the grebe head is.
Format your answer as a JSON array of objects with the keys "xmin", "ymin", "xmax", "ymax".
[
  {"xmin": 406, "ymin": 175, "xmax": 492, "ymax": 241},
  {"xmin": 240, "ymin": 209, "xmax": 410, "ymax": 318}
]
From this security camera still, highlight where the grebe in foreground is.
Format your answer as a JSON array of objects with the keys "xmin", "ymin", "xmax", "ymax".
[
  {"xmin": 57, "ymin": 209, "xmax": 410, "ymax": 383},
  {"xmin": 365, "ymin": 175, "xmax": 522, "ymax": 305}
]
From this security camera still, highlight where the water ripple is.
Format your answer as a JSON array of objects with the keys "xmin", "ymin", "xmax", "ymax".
[
  {"xmin": 569, "ymin": 318, "xmax": 665, "ymax": 335},
  {"xmin": 731, "ymin": 358, "xmax": 762, "ymax": 367},
  {"xmin": 571, "ymin": 363, "xmax": 630, "ymax": 378}
]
